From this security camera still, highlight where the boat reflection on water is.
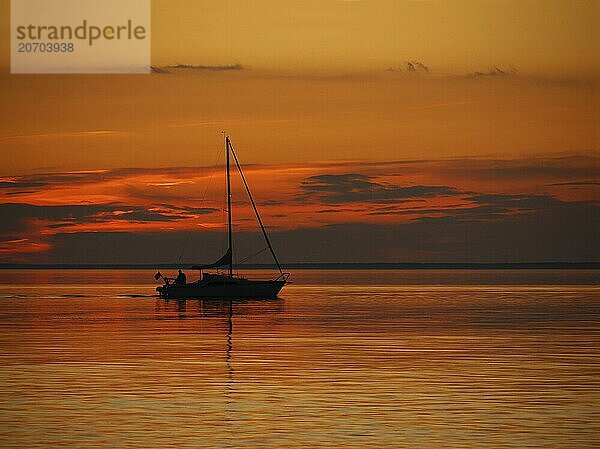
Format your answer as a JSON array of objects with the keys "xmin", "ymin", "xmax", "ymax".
[
  {"xmin": 155, "ymin": 297, "xmax": 285, "ymax": 319},
  {"xmin": 154, "ymin": 297, "xmax": 285, "ymax": 400}
]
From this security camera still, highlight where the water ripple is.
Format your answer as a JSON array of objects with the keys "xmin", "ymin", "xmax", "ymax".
[{"xmin": 0, "ymin": 270, "xmax": 598, "ymax": 448}]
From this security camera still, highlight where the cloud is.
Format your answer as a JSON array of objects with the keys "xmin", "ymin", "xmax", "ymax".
[
  {"xmin": 406, "ymin": 60, "xmax": 429, "ymax": 73},
  {"xmin": 0, "ymin": 130, "xmax": 122, "ymax": 142},
  {"xmin": 30, "ymin": 197, "xmax": 599, "ymax": 264},
  {"xmin": 0, "ymin": 172, "xmax": 109, "ymax": 192},
  {"xmin": 299, "ymin": 173, "xmax": 460, "ymax": 203},
  {"xmin": 0, "ymin": 179, "xmax": 46, "ymax": 190},
  {"xmin": 0, "ymin": 203, "xmax": 107, "ymax": 235},
  {"xmin": 416, "ymin": 154, "xmax": 600, "ymax": 183},
  {"xmin": 0, "ymin": 203, "xmax": 218, "ymax": 236},
  {"xmin": 0, "ymin": 154, "xmax": 597, "ymax": 263},
  {"xmin": 368, "ymin": 193, "xmax": 568, "ymax": 221},
  {"xmin": 150, "ymin": 64, "xmax": 244, "ymax": 75},
  {"xmin": 547, "ymin": 180, "xmax": 600, "ymax": 187},
  {"xmin": 166, "ymin": 64, "xmax": 243, "ymax": 71},
  {"xmin": 286, "ymin": 201, "xmax": 599, "ymax": 262},
  {"xmin": 2, "ymin": 154, "xmax": 596, "ymax": 198},
  {"xmin": 0, "ymin": 167, "xmax": 220, "ymax": 196},
  {"xmin": 467, "ymin": 66, "xmax": 518, "ymax": 78},
  {"xmin": 150, "ymin": 66, "xmax": 170, "ymax": 74},
  {"xmin": 0, "ymin": 238, "xmax": 51, "ymax": 256},
  {"xmin": 386, "ymin": 60, "xmax": 429, "ymax": 73},
  {"xmin": 466, "ymin": 193, "xmax": 561, "ymax": 210},
  {"xmin": 383, "ymin": 61, "xmax": 524, "ymax": 79}
]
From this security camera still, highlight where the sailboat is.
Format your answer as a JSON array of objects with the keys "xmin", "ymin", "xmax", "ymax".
[{"xmin": 155, "ymin": 135, "xmax": 290, "ymax": 299}]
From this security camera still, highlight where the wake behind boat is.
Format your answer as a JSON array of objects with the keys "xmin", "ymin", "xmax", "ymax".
[{"xmin": 155, "ymin": 135, "xmax": 289, "ymax": 299}]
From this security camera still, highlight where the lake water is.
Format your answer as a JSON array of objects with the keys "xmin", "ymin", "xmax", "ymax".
[{"xmin": 0, "ymin": 269, "xmax": 598, "ymax": 448}]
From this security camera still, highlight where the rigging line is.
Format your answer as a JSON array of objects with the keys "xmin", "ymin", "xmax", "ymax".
[
  {"xmin": 228, "ymin": 139, "xmax": 284, "ymax": 275},
  {"xmin": 177, "ymin": 146, "xmax": 224, "ymax": 265},
  {"xmin": 237, "ymin": 247, "xmax": 269, "ymax": 264}
]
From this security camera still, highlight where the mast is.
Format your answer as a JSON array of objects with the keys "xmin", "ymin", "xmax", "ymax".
[{"xmin": 226, "ymin": 135, "xmax": 233, "ymax": 276}]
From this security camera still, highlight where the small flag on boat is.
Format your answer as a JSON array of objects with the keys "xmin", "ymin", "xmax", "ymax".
[{"xmin": 154, "ymin": 271, "xmax": 162, "ymax": 280}]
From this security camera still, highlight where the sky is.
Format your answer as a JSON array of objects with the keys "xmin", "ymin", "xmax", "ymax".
[{"xmin": 0, "ymin": 0, "xmax": 598, "ymax": 264}]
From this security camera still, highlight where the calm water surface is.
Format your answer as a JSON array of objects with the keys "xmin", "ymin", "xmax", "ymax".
[{"xmin": 0, "ymin": 269, "xmax": 598, "ymax": 448}]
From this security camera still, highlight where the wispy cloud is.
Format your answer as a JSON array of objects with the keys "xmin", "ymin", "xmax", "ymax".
[
  {"xmin": 1, "ymin": 154, "xmax": 597, "ymax": 199},
  {"xmin": 0, "ymin": 130, "xmax": 123, "ymax": 142},
  {"xmin": 151, "ymin": 64, "xmax": 244, "ymax": 74},
  {"xmin": 466, "ymin": 66, "xmax": 518, "ymax": 78},
  {"xmin": 299, "ymin": 173, "xmax": 460, "ymax": 203},
  {"xmin": 386, "ymin": 60, "xmax": 429, "ymax": 74},
  {"xmin": 547, "ymin": 180, "xmax": 600, "ymax": 187},
  {"xmin": 0, "ymin": 202, "xmax": 220, "ymax": 236}
]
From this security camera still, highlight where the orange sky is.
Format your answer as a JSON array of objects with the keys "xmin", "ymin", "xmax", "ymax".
[
  {"xmin": 0, "ymin": 0, "xmax": 598, "ymax": 263},
  {"xmin": 2, "ymin": 1, "xmax": 599, "ymax": 76},
  {"xmin": 0, "ymin": 73, "xmax": 597, "ymax": 173}
]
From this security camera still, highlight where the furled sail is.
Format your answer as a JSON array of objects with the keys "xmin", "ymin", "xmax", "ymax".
[{"xmin": 191, "ymin": 248, "xmax": 232, "ymax": 270}]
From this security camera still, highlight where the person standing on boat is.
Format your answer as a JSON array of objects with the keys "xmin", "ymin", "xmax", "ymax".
[{"xmin": 175, "ymin": 269, "xmax": 187, "ymax": 285}]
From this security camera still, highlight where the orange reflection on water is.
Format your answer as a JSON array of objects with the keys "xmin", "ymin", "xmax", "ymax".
[{"xmin": 0, "ymin": 270, "xmax": 598, "ymax": 448}]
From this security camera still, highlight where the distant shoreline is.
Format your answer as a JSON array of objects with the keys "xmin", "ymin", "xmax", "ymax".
[{"xmin": 0, "ymin": 262, "xmax": 598, "ymax": 270}]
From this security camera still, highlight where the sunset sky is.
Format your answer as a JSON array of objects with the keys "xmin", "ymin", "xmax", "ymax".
[{"xmin": 0, "ymin": 0, "xmax": 598, "ymax": 264}]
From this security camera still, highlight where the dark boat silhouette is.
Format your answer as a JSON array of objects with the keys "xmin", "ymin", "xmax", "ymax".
[{"xmin": 156, "ymin": 135, "xmax": 289, "ymax": 299}]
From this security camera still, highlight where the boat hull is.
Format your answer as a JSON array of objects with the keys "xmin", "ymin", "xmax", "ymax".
[{"xmin": 157, "ymin": 279, "xmax": 286, "ymax": 299}]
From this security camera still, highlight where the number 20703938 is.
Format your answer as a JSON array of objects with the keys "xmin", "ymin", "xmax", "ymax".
[{"xmin": 18, "ymin": 42, "xmax": 74, "ymax": 52}]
